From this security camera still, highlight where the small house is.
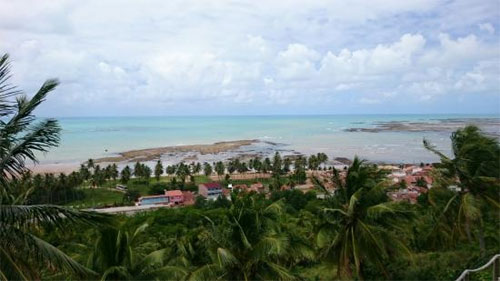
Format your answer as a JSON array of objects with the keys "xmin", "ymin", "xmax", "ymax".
[
  {"xmin": 198, "ymin": 182, "xmax": 223, "ymax": 200},
  {"xmin": 166, "ymin": 190, "xmax": 184, "ymax": 205}
]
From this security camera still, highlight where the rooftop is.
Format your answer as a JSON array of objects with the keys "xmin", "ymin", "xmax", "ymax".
[
  {"xmin": 166, "ymin": 190, "xmax": 183, "ymax": 197},
  {"xmin": 202, "ymin": 182, "xmax": 222, "ymax": 189}
]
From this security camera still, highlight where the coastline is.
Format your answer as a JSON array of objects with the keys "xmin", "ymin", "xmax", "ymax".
[
  {"xmin": 28, "ymin": 115, "xmax": 500, "ymax": 174},
  {"xmin": 28, "ymin": 162, "xmax": 81, "ymax": 174}
]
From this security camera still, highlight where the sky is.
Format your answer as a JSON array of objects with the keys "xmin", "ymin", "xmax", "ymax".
[{"xmin": 0, "ymin": 0, "xmax": 499, "ymax": 116}]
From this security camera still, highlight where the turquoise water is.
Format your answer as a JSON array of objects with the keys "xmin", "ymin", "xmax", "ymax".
[{"xmin": 39, "ymin": 114, "xmax": 499, "ymax": 164}]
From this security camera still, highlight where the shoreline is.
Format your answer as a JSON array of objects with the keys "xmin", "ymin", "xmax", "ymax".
[{"xmin": 29, "ymin": 117, "xmax": 500, "ymax": 175}]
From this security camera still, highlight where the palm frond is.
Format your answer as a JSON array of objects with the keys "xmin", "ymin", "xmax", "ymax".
[
  {"xmin": 0, "ymin": 119, "xmax": 61, "ymax": 178},
  {"xmin": 100, "ymin": 266, "xmax": 130, "ymax": 281},
  {"xmin": 0, "ymin": 246, "xmax": 29, "ymax": 281},
  {"xmin": 366, "ymin": 202, "xmax": 397, "ymax": 219},
  {"xmin": 254, "ymin": 234, "xmax": 289, "ymax": 258},
  {"xmin": 3, "ymin": 79, "xmax": 58, "ymax": 135},
  {"xmin": 423, "ymin": 138, "xmax": 451, "ymax": 161},
  {"xmin": 0, "ymin": 204, "xmax": 110, "ymax": 229},
  {"xmin": 232, "ymin": 217, "xmax": 252, "ymax": 250},
  {"xmin": 147, "ymin": 265, "xmax": 189, "ymax": 280},
  {"xmin": 216, "ymin": 247, "xmax": 239, "ymax": 267},
  {"xmin": 188, "ymin": 264, "xmax": 222, "ymax": 281},
  {"xmin": 1, "ymin": 226, "xmax": 97, "ymax": 278},
  {"xmin": 0, "ymin": 54, "xmax": 20, "ymax": 117},
  {"xmin": 265, "ymin": 262, "xmax": 295, "ymax": 281}
]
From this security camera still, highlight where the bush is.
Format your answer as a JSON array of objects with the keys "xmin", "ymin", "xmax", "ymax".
[
  {"xmin": 149, "ymin": 182, "xmax": 169, "ymax": 195},
  {"xmin": 123, "ymin": 189, "xmax": 141, "ymax": 203}
]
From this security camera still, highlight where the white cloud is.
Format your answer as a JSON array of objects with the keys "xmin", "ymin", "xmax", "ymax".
[
  {"xmin": 359, "ymin": 97, "xmax": 381, "ymax": 104},
  {"xmin": 478, "ymin": 23, "xmax": 495, "ymax": 34},
  {"xmin": 0, "ymin": 0, "xmax": 498, "ymax": 115},
  {"xmin": 319, "ymin": 33, "xmax": 425, "ymax": 81},
  {"xmin": 276, "ymin": 44, "xmax": 320, "ymax": 80}
]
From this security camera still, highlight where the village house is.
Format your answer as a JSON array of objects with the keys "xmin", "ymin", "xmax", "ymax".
[
  {"xmin": 198, "ymin": 182, "xmax": 223, "ymax": 200},
  {"xmin": 182, "ymin": 191, "xmax": 195, "ymax": 205},
  {"xmin": 232, "ymin": 184, "xmax": 249, "ymax": 192},
  {"xmin": 384, "ymin": 163, "xmax": 435, "ymax": 204},
  {"xmin": 388, "ymin": 189, "xmax": 420, "ymax": 204},
  {"xmin": 249, "ymin": 182, "xmax": 266, "ymax": 193},
  {"xmin": 166, "ymin": 190, "xmax": 184, "ymax": 205}
]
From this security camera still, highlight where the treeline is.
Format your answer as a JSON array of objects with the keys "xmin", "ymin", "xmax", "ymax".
[
  {"xmin": 8, "ymin": 152, "xmax": 328, "ymax": 205},
  {"xmin": 134, "ymin": 152, "xmax": 329, "ymax": 183},
  {"xmin": 10, "ymin": 171, "xmax": 85, "ymax": 205}
]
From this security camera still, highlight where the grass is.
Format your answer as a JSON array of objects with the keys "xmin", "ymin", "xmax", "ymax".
[{"xmin": 66, "ymin": 188, "xmax": 125, "ymax": 209}]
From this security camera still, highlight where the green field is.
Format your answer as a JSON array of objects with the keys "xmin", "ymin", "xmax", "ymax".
[
  {"xmin": 65, "ymin": 188, "xmax": 125, "ymax": 209},
  {"xmin": 67, "ymin": 175, "xmax": 217, "ymax": 208}
]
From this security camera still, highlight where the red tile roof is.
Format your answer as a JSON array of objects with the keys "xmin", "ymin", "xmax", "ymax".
[
  {"xmin": 166, "ymin": 190, "xmax": 183, "ymax": 197},
  {"xmin": 139, "ymin": 194, "xmax": 168, "ymax": 200},
  {"xmin": 203, "ymin": 182, "xmax": 222, "ymax": 189}
]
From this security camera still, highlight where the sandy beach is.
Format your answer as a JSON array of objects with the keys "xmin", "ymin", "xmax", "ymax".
[{"xmin": 28, "ymin": 162, "xmax": 81, "ymax": 175}]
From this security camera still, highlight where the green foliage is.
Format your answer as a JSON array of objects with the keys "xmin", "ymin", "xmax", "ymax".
[
  {"xmin": 154, "ymin": 160, "xmax": 164, "ymax": 181},
  {"xmin": 316, "ymin": 157, "xmax": 414, "ymax": 279},
  {"xmin": 0, "ymin": 54, "xmax": 111, "ymax": 280},
  {"xmin": 148, "ymin": 182, "xmax": 169, "ymax": 195},
  {"xmin": 123, "ymin": 189, "xmax": 141, "ymax": 204},
  {"xmin": 120, "ymin": 165, "xmax": 131, "ymax": 184},
  {"xmin": 424, "ymin": 125, "xmax": 500, "ymax": 254},
  {"xmin": 270, "ymin": 189, "xmax": 316, "ymax": 213}
]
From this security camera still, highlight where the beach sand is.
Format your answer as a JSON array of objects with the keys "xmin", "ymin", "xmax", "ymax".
[{"xmin": 28, "ymin": 162, "xmax": 81, "ymax": 174}]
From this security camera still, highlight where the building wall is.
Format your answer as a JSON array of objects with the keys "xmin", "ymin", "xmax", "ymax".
[
  {"xmin": 198, "ymin": 184, "xmax": 222, "ymax": 199},
  {"xmin": 198, "ymin": 184, "xmax": 209, "ymax": 197},
  {"xmin": 169, "ymin": 195, "xmax": 184, "ymax": 203}
]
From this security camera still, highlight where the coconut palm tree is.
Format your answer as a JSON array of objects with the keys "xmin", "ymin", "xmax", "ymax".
[
  {"xmin": 194, "ymin": 194, "xmax": 307, "ymax": 281},
  {"xmin": 85, "ymin": 223, "xmax": 183, "ymax": 280},
  {"xmin": 423, "ymin": 125, "xmax": 500, "ymax": 254},
  {"xmin": 155, "ymin": 160, "xmax": 164, "ymax": 181},
  {"xmin": 0, "ymin": 53, "xmax": 109, "ymax": 280},
  {"xmin": 315, "ymin": 157, "xmax": 414, "ymax": 279}
]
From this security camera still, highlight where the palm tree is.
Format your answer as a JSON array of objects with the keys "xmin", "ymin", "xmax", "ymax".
[
  {"xmin": 176, "ymin": 163, "xmax": 190, "ymax": 184},
  {"xmin": 0, "ymin": 53, "xmax": 109, "ymax": 280},
  {"xmin": 423, "ymin": 125, "xmax": 500, "ymax": 254},
  {"xmin": 121, "ymin": 165, "xmax": 131, "ymax": 184},
  {"xmin": 203, "ymin": 162, "xmax": 212, "ymax": 177},
  {"xmin": 85, "ymin": 223, "xmax": 181, "ymax": 280},
  {"xmin": 110, "ymin": 163, "xmax": 119, "ymax": 182},
  {"xmin": 315, "ymin": 157, "xmax": 414, "ymax": 279},
  {"xmin": 194, "ymin": 194, "xmax": 308, "ymax": 280},
  {"xmin": 215, "ymin": 161, "xmax": 225, "ymax": 181},
  {"xmin": 155, "ymin": 160, "xmax": 164, "ymax": 181}
]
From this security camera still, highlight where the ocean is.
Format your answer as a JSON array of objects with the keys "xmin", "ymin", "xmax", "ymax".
[{"xmin": 38, "ymin": 114, "xmax": 499, "ymax": 166}]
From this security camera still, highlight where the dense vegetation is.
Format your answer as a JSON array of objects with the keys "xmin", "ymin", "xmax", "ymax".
[{"xmin": 1, "ymin": 53, "xmax": 499, "ymax": 280}]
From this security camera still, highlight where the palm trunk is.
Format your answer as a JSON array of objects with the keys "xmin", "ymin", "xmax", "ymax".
[
  {"xmin": 465, "ymin": 218, "xmax": 473, "ymax": 243},
  {"xmin": 477, "ymin": 223, "xmax": 486, "ymax": 257}
]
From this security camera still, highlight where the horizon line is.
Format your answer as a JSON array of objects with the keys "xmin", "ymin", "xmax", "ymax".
[{"xmin": 39, "ymin": 113, "xmax": 500, "ymax": 118}]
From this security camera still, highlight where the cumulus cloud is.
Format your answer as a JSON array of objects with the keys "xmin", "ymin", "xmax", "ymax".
[{"xmin": 0, "ymin": 0, "xmax": 498, "ymax": 115}]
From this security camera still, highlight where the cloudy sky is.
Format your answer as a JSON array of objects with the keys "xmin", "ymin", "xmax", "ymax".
[{"xmin": 1, "ymin": 0, "xmax": 499, "ymax": 116}]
